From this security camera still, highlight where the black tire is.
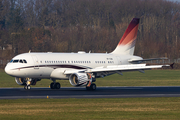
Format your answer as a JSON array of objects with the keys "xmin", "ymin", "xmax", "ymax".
[
  {"xmin": 50, "ymin": 83, "xmax": 55, "ymax": 89},
  {"xmin": 86, "ymin": 83, "xmax": 96, "ymax": 91},
  {"xmin": 90, "ymin": 83, "xmax": 96, "ymax": 90},
  {"xmin": 55, "ymin": 83, "xmax": 61, "ymax": 89}
]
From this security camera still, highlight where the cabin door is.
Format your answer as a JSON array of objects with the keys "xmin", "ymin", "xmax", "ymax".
[{"xmin": 32, "ymin": 55, "xmax": 39, "ymax": 69}]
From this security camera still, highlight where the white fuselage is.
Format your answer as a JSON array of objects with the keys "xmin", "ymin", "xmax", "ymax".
[
  {"xmin": 3, "ymin": 18, "xmax": 168, "ymax": 90},
  {"xmin": 5, "ymin": 52, "xmax": 142, "ymax": 79}
]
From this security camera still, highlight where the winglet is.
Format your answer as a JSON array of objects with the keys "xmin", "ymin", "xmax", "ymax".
[
  {"xmin": 111, "ymin": 18, "xmax": 140, "ymax": 55},
  {"xmin": 170, "ymin": 63, "xmax": 175, "ymax": 69}
]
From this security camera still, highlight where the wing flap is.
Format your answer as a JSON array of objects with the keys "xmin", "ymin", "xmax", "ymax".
[{"xmin": 86, "ymin": 64, "xmax": 165, "ymax": 73}]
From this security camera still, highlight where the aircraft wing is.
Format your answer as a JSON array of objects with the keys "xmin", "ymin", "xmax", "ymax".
[{"xmin": 64, "ymin": 64, "xmax": 169, "ymax": 74}]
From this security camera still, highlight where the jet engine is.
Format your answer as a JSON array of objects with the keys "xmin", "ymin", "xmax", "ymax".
[
  {"xmin": 69, "ymin": 73, "xmax": 92, "ymax": 86},
  {"xmin": 15, "ymin": 77, "xmax": 26, "ymax": 85},
  {"xmin": 15, "ymin": 77, "xmax": 41, "ymax": 86}
]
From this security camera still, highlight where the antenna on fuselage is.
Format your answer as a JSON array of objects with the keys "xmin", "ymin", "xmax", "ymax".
[{"xmin": 29, "ymin": 50, "xmax": 31, "ymax": 53}]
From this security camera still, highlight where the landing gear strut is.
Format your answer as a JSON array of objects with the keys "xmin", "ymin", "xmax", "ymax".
[
  {"xmin": 50, "ymin": 82, "xmax": 61, "ymax": 89},
  {"xmin": 24, "ymin": 79, "xmax": 31, "ymax": 90},
  {"xmin": 86, "ymin": 83, "xmax": 96, "ymax": 91}
]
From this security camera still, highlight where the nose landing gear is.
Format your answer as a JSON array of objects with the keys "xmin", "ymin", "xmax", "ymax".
[
  {"xmin": 24, "ymin": 85, "xmax": 31, "ymax": 90},
  {"xmin": 23, "ymin": 78, "xmax": 40, "ymax": 90},
  {"xmin": 24, "ymin": 79, "xmax": 31, "ymax": 90}
]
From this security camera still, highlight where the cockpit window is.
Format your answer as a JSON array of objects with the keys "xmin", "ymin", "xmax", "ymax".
[
  {"xmin": 19, "ymin": 60, "xmax": 23, "ymax": 63},
  {"xmin": 23, "ymin": 60, "xmax": 27, "ymax": 63},
  {"xmin": 11, "ymin": 59, "xmax": 27, "ymax": 63},
  {"xmin": 13, "ymin": 60, "xmax": 19, "ymax": 63}
]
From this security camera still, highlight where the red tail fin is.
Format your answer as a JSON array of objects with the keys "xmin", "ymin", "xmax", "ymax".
[{"xmin": 111, "ymin": 18, "xmax": 139, "ymax": 55}]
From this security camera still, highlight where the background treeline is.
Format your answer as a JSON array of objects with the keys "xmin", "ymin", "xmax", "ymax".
[{"xmin": 0, "ymin": 0, "xmax": 180, "ymax": 61}]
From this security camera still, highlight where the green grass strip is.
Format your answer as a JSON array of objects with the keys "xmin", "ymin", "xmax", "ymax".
[{"xmin": 0, "ymin": 97, "xmax": 180, "ymax": 119}]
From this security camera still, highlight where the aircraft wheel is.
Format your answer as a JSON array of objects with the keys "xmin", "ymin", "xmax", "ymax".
[
  {"xmin": 90, "ymin": 83, "xmax": 96, "ymax": 90},
  {"xmin": 27, "ymin": 85, "xmax": 31, "ymax": 89},
  {"xmin": 24, "ymin": 85, "xmax": 31, "ymax": 90},
  {"xmin": 50, "ymin": 82, "xmax": 55, "ymax": 89},
  {"xmin": 50, "ymin": 82, "xmax": 61, "ymax": 89},
  {"xmin": 55, "ymin": 83, "xmax": 61, "ymax": 89},
  {"xmin": 86, "ymin": 83, "xmax": 96, "ymax": 91}
]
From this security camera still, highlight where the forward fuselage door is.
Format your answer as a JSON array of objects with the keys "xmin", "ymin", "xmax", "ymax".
[{"xmin": 32, "ymin": 55, "xmax": 39, "ymax": 69}]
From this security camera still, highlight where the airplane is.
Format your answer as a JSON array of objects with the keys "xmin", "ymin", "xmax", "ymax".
[{"xmin": 4, "ymin": 18, "xmax": 169, "ymax": 90}]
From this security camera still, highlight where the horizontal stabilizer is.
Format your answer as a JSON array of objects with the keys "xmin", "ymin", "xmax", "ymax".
[{"xmin": 128, "ymin": 57, "xmax": 168, "ymax": 64}]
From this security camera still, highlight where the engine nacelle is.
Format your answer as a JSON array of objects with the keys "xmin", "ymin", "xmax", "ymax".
[
  {"xmin": 15, "ymin": 77, "xmax": 26, "ymax": 85},
  {"xmin": 15, "ymin": 77, "xmax": 41, "ymax": 86},
  {"xmin": 69, "ymin": 73, "xmax": 91, "ymax": 86}
]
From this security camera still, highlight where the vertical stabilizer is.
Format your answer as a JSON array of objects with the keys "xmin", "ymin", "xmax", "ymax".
[{"xmin": 111, "ymin": 18, "xmax": 140, "ymax": 55}]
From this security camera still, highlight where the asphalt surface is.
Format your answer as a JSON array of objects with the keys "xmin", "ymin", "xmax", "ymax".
[{"xmin": 1, "ymin": 86, "xmax": 180, "ymax": 99}]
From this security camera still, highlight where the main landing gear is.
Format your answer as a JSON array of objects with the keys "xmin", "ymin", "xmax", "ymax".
[
  {"xmin": 50, "ymin": 82, "xmax": 61, "ymax": 89},
  {"xmin": 86, "ymin": 83, "xmax": 96, "ymax": 91},
  {"xmin": 50, "ymin": 79, "xmax": 61, "ymax": 89}
]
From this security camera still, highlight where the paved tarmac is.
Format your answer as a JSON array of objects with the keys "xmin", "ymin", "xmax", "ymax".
[{"xmin": 1, "ymin": 86, "xmax": 180, "ymax": 99}]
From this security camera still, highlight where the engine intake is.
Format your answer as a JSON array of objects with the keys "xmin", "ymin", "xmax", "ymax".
[
  {"xmin": 69, "ymin": 73, "xmax": 91, "ymax": 86},
  {"xmin": 15, "ymin": 77, "xmax": 26, "ymax": 85}
]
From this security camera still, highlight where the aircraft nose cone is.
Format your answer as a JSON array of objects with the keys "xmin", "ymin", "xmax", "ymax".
[{"xmin": 4, "ymin": 64, "xmax": 12, "ymax": 75}]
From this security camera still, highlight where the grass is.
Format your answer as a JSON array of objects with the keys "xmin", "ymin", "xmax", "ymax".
[
  {"xmin": 1, "ymin": 97, "xmax": 180, "ymax": 119},
  {"xmin": 0, "ymin": 69, "xmax": 180, "ymax": 88}
]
